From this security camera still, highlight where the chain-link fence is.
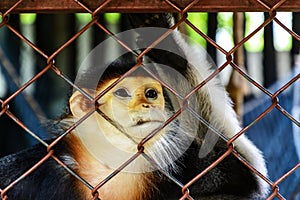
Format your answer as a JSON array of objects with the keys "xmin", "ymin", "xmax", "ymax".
[{"xmin": 0, "ymin": 0, "xmax": 299, "ymax": 199}]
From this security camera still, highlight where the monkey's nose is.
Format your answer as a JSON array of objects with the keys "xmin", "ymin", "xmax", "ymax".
[{"xmin": 142, "ymin": 104, "xmax": 150, "ymax": 108}]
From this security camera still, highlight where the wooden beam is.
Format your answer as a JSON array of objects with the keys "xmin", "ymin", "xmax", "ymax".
[{"xmin": 1, "ymin": 0, "xmax": 300, "ymax": 14}]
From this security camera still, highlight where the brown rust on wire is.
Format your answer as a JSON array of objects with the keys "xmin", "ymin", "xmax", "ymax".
[
  {"xmin": 272, "ymin": 73, "xmax": 300, "ymax": 127},
  {"xmin": 6, "ymin": 23, "xmax": 48, "ymax": 59},
  {"xmin": 95, "ymin": 20, "xmax": 136, "ymax": 53},
  {"xmin": 2, "ymin": 0, "xmax": 300, "ymax": 13},
  {"xmin": 5, "ymin": 109, "xmax": 48, "ymax": 146},
  {"xmin": 164, "ymin": 0, "xmax": 183, "ymax": 13},
  {"xmin": 266, "ymin": 187, "xmax": 280, "ymax": 200},
  {"xmin": 50, "ymin": 63, "xmax": 95, "ymax": 102},
  {"xmin": 228, "ymin": 11, "xmax": 276, "ymax": 57},
  {"xmin": 74, "ymin": 1, "xmax": 139, "ymax": 59},
  {"xmin": 73, "ymin": 0, "xmax": 94, "ymax": 14},
  {"xmin": 137, "ymin": 99, "xmax": 188, "ymax": 150},
  {"xmin": 0, "ymin": 106, "xmax": 8, "ymax": 117},
  {"xmin": 0, "ymin": 15, "xmax": 9, "ymax": 29},
  {"xmin": 1, "ymin": 0, "xmax": 22, "ymax": 17},
  {"xmin": 51, "ymin": 154, "xmax": 95, "ymax": 191},
  {"xmin": 91, "ymin": 0, "xmax": 112, "ymax": 18},
  {"xmin": 274, "ymin": 17, "xmax": 300, "ymax": 42},
  {"xmin": 272, "ymin": 163, "xmax": 300, "ymax": 192},
  {"xmin": 272, "ymin": 73, "xmax": 300, "ymax": 99},
  {"xmin": 228, "ymin": 99, "xmax": 278, "ymax": 145},
  {"xmin": 141, "ymin": 66, "xmax": 179, "ymax": 96},
  {"xmin": 267, "ymin": 188, "xmax": 285, "ymax": 200},
  {"xmin": 136, "ymin": 13, "xmax": 188, "ymax": 60},
  {"xmin": 91, "ymin": 147, "xmax": 144, "ymax": 195},
  {"xmin": 184, "ymin": 56, "xmax": 232, "ymax": 102},
  {"xmin": 231, "ymin": 149, "xmax": 273, "ymax": 187},
  {"xmin": 2, "ymin": 62, "xmax": 53, "ymax": 108},
  {"xmin": 276, "ymin": 103, "xmax": 300, "ymax": 127},
  {"xmin": 75, "ymin": 0, "xmax": 139, "ymax": 54},
  {"xmin": 164, "ymin": 0, "xmax": 200, "ymax": 14},
  {"xmin": 229, "ymin": 62, "xmax": 275, "ymax": 99},
  {"xmin": 47, "ymin": 16, "xmax": 100, "ymax": 64},
  {"xmin": 270, "ymin": 0, "xmax": 289, "ymax": 12},
  {"xmin": 0, "ymin": 99, "xmax": 9, "ymax": 116},
  {"xmin": 185, "ymin": 19, "xmax": 228, "ymax": 56},
  {"xmin": 46, "ymin": 108, "xmax": 96, "ymax": 152},
  {"xmin": 255, "ymin": 0, "xmax": 277, "ymax": 11},
  {"xmin": 181, "ymin": 0, "xmax": 200, "ymax": 14},
  {"xmin": 179, "ymin": 190, "xmax": 194, "ymax": 200},
  {"xmin": 93, "ymin": 59, "xmax": 144, "ymax": 103},
  {"xmin": 91, "ymin": 191, "xmax": 100, "ymax": 200}
]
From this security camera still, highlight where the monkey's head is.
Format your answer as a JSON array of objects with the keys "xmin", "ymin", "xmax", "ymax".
[
  {"xmin": 68, "ymin": 75, "xmax": 173, "ymax": 172},
  {"xmin": 67, "ymin": 53, "xmax": 194, "ymax": 172}
]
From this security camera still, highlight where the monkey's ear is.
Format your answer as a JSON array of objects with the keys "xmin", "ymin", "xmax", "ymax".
[{"xmin": 69, "ymin": 90, "xmax": 94, "ymax": 118}]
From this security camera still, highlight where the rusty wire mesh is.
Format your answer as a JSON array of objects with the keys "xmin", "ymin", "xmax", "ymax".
[{"xmin": 0, "ymin": 0, "xmax": 300, "ymax": 199}]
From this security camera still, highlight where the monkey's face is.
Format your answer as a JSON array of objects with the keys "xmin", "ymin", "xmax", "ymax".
[
  {"xmin": 97, "ymin": 76, "xmax": 166, "ymax": 140},
  {"xmin": 69, "ymin": 75, "xmax": 194, "ymax": 171}
]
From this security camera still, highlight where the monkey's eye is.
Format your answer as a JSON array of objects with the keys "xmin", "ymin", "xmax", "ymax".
[
  {"xmin": 114, "ymin": 88, "xmax": 131, "ymax": 98},
  {"xmin": 145, "ymin": 88, "xmax": 158, "ymax": 100}
]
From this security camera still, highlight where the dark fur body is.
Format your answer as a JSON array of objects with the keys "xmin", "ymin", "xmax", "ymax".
[
  {"xmin": 0, "ymin": 139, "xmax": 83, "ymax": 200},
  {"xmin": 0, "ymin": 137, "xmax": 259, "ymax": 199}
]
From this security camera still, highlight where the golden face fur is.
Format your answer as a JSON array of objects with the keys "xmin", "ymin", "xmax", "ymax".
[{"xmin": 97, "ymin": 76, "xmax": 166, "ymax": 141}]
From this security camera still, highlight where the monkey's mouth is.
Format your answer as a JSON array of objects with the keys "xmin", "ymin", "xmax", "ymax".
[
  {"xmin": 124, "ymin": 119, "xmax": 165, "ymax": 139},
  {"xmin": 132, "ymin": 119, "xmax": 164, "ymax": 127},
  {"xmin": 136, "ymin": 119, "xmax": 150, "ymax": 125}
]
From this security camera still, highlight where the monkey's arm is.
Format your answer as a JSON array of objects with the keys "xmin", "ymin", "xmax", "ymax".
[{"xmin": 0, "ymin": 139, "xmax": 83, "ymax": 200}]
